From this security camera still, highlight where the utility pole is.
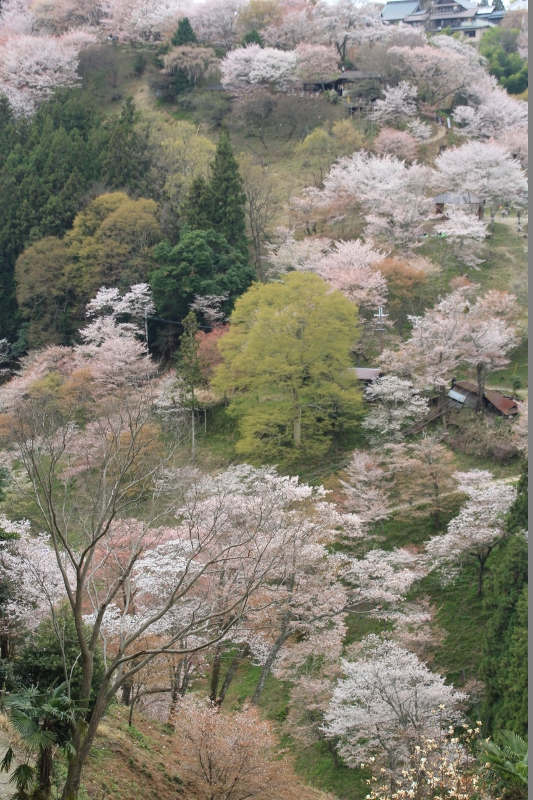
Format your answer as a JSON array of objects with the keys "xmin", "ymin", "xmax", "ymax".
[{"xmin": 373, "ymin": 306, "xmax": 388, "ymax": 355}]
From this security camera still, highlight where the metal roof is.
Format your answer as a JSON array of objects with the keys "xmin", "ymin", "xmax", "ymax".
[
  {"xmin": 484, "ymin": 390, "xmax": 520, "ymax": 416},
  {"xmin": 450, "ymin": 381, "xmax": 520, "ymax": 416},
  {"xmin": 381, "ymin": 0, "xmax": 421, "ymax": 19},
  {"xmin": 354, "ymin": 368, "xmax": 381, "ymax": 381}
]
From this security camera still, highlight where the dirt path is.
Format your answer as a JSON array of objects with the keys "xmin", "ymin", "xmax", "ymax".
[{"xmin": 426, "ymin": 125, "xmax": 447, "ymax": 144}]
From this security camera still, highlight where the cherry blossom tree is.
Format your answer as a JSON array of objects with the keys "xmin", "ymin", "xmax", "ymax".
[
  {"xmin": 323, "ymin": 152, "xmax": 433, "ymax": 250},
  {"xmin": 460, "ymin": 290, "xmax": 518, "ymax": 406},
  {"xmin": 0, "ymin": 30, "xmax": 95, "ymax": 116},
  {"xmin": 265, "ymin": 231, "xmax": 333, "ymax": 276},
  {"xmin": 190, "ymin": 0, "xmax": 244, "ymax": 49},
  {"xmin": 314, "ymin": 239, "xmax": 387, "ymax": 313},
  {"xmin": 406, "ymin": 118, "xmax": 431, "ymax": 142},
  {"xmin": 100, "ymin": 0, "xmax": 185, "ymax": 41},
  {"xmin": 373, "ymin": 128, "xmax": 418, "ymax": 162},
  {"xmin": 263, "ymin": 7, "xmax": 323, "ymax": 49},
  {"xmin": 434, "ymin": 208, "xmax": 489, "ymax": 274},
  {"xmin": 0, "ymin": 516, "xmax": 71, "ymax": 658},
  {"xmin": 453, "ymin": 86, "xmax": 528, "ymax": 143},
  {"xmin": 371, "ymin": 81, "xmax": 417, "ymax": 126},
  {"xmin": 344, "ymin": 547, "xmax": 427, "ymax": 612},
  {"xmin": 385, "ymin": 435, "xmax": 456, "ymax": 529},
  {"xmin": 162, "ymin": 46, "xmax": 220, "ymax": 88},
  {"xmin": 0, "ymin": 279, "xmax": 342, "ymax": 800},
  {"xmin": 295, "ymin": 43, "xmax": 338, "ymax": 87},
  {"xmin": 381, "ymin": 287, "xmax": 471, "ymax": 404},
  {"xmin": 323, "ymin": 635, "xmax": 466, "ymax": 773},
  {"xmin": 434, "ymin": 141, "xmax": 528, "ymax": 208},
  {"xmin": 246, "ymin": 496, "xmax": 363, "ymax": 701},
  {"xmin": 220, "ymin": 44, "xmax": 297, "ymax": 89},
  {"xmin": 425, "ymin": 470, "xmax": 517, "ymax": 596},
  {"xmin": 388, "ymin": 44, "xmax": 472, "ymax": 108},
  {"xmin": 362, "ymin": 375, "xmax": 429, "ymax": 442},
  {"xmin": 175, "ymin": 697, "xmax": 297, "ymax": 800},
  {"xmin": 340, "ymin": 449, "xmax": 391, "ymax": 530}
]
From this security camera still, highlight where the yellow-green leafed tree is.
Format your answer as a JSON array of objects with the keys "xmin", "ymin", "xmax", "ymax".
[
  {"xmin": 213, "ymin": 272, "xmax": 363, "ymax": 465},
  {"xmin": 15, "ymin": 193, "xmax": 160, "ymax": 347}
]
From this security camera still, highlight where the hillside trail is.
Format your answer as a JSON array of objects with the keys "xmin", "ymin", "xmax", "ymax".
[{"xmin": 426, "ymin": 125, "xmax": 447, "ymax": 144}]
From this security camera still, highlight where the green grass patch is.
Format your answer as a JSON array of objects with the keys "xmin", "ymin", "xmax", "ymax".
[
  {"xmin": 291, "ymin": 738, "xmax": 371, "ymax": 799},
  {"xmin": 419, "ymin": 561, "xmax": 490, "ymax": 686},
  {"xmin": 371, "ymin": 494, "xmax": 465, "ymax": 551}
]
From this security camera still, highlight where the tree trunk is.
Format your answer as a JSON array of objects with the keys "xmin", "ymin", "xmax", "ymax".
[
  {"xmin": 476, "ymin": 552, "xmax": 489, "ymax": 598},
  {"xmin": 209, "ymin": 644, "xmax": 223, "ymax": 704},
  {"xmin": 251, "ymin": 626, "xmax": 290, "ymax": 704},
  {"xmin": 38, "ymin": 747, "xmax": 53, "ymax": 797},
  {"xmin": 216, "ymin": 643, "xmax": 250, "ymax": 707},
  {"xmin": 293, "ymin": 407, "xmax": 302, "ymax": 447},
  {"xmin": 476, "ymin": 363, "xmax": 485, "ymax": 412}
]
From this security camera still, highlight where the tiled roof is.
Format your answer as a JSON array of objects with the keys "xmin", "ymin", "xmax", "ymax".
[{"xmin": 381, "ymin": 0, "xmax": 421, "ymax": 19}]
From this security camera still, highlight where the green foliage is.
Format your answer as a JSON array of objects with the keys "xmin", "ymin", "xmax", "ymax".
[
  {"xmin": 478, "ymin": 730, "xmax": 528, "ymax": 799},
  {"xmin": 0, "ymin": 683, "xmax": 77, "ymax": 800},
  {"xmin": 15, "ymin": 192, "xmax": 160, "ymax": 346},
  {"xmin": 150, "ymin": 229, "xmax": 254, "ymax": 321},
  {"xmin": 479, "ymin": 28, "xmax": 528, "ymax": 93},
  {"xmin": 16, "ymin": 606, "xmax": 105, "ymax": 711},
  {"xmin": 241, "ymin": 28, "xmax": 264, "ymax": 47},
  {"xmin": 480, "ymin": 530, "xmax": 528, "ymax": 734},
  {"xmin": 133, "ymin": 53, "xmax": 147, "ymax": 76},
  {"xmin": 213, "ymin": 272, "xmax": 363, "ymax": 466},
  {"xmin": 171, "ymin": 17, "xmax": 197, "ymax": 47},
  {"xmin": 101, "ymin": 97, "xmax": 151, "ymax": 193},
  {"xmin": 183, "ymin": 133, "xmax": 248, "ymax": 254},
  {"xmin": 0, "ymin": 90, "xmax": 152, "ymax": 343}
]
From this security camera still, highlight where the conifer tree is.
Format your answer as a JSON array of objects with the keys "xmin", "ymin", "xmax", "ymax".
[
  {"xmin": 241, "ymin": 29, "xmax": 264, "ymax": 47},
  {"xmin": 208, "ymin": 132, "xmax": 248, "ymax": 254},
  {"xmin": 101, "ymin": 98, "xmax": 150, "ymax": 193},
  {"xmin": 171, "ymin": 17, "xmax": 197, "ymax": 47},
  {"xmin": 183, "ymin": 134, "xmax": 248, "ymax": 255}
]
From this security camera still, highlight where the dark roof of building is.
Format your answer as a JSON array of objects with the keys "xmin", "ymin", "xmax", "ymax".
[
  {"xmin": 381, "ymin": 0, "xmax": 421, "ymax": 19},
  {"xmin": 484, "ymin": 390, "xmax": 520, "ymax": 416},
  {"xmin": 451, "ymin": 381, "xmax": 520, "ymax": 416},
  {"xmin": 431, "ymin": 7, "xmax": 478, "ymax": 17}
]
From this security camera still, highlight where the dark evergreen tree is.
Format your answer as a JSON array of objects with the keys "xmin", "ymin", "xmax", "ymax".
[
  {"xmin": 150, "ymin": 229, "xmax": 254, "ymax": 321},
  {"xmin": 207, "ymin": 133, "xmax": 248, "ymax": 253},
  {"xmin": 101, "ymin": 97, "xmax": 150, "ymax": 193},
  {"xmin": 16, "ymin": 605, "xmax": 104, "ymax": 710},
  {"xmin": 181, "ymin": 176, "xmax": 214, "ymax": 230},
  {"xmin": 241, "ymin": 28, "xmax": 264, "ymax": 47},
  {"xmin": 171, "ymin": 16, "xmax": 197, "ymax": 46},
  {"xmin": 0, "ymin": 89, "xmax": 108, "ymax": 341}
]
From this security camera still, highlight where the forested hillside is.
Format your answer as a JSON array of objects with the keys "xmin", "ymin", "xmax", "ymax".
[{"xmin": 0, "ymin": 1, "xmax": 528, "ymax": 799}]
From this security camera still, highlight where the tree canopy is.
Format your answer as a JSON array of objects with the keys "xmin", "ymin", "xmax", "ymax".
[{"xmin": 213, "ymin": 272, "xmax": 362, "ymax": 464}]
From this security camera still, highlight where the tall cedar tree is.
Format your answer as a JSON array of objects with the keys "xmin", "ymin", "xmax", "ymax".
[
  {"xmin": 480, "ymin": 467, "xmax": 528, "ymax": 735},
  {"xmin": 183, "ymin": 133, "xmax": 248, "ymax": 255},
  {"xmin": 171, "ymin": 17, "xmax": 197, "ymax": 46},
  {"xmin": 101, "ymin": 97, "xmax": 150, "ymax": 193}
]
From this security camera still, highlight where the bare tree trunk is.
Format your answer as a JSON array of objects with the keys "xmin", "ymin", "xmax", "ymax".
[
  {"xmin": 209, "ymin": 644, "xmax": 223, "ymax": 704},
  {"xmin": 252, "ymin": 622, "xmax": 291, "ymax": 704},
  {"xmin": 216, "ymin": 643, "xmax": 250, "ymax": 707}
]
